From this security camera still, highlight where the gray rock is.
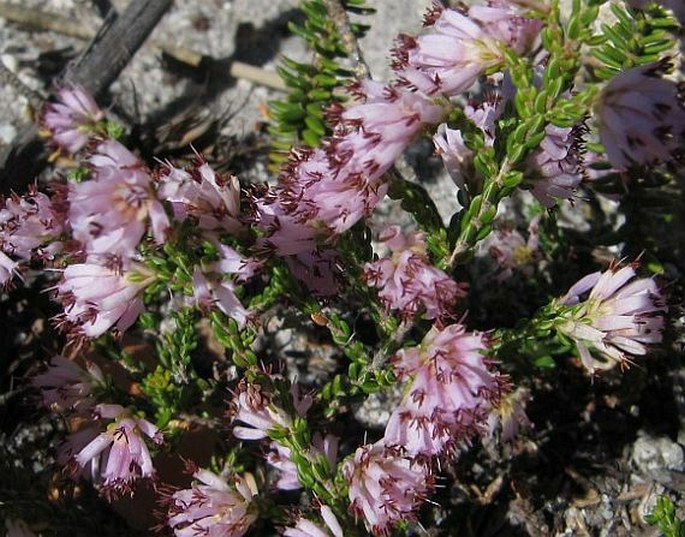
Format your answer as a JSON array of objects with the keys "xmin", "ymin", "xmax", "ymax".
[{"xmin": 631, "ymin": 433, "xmax": 685, "ymax": 474}]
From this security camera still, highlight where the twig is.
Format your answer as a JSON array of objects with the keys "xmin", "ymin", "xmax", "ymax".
[
  {"xmin": 322, "ymin": 0, "xmax": 370, "ymax": 79},
  {"xmin": 0, "ymin": 3, "xmax": 95, "ymax": 40},
  {"xmin": 0, "ymin": 58, "xmax": 45, "ymax": 108},
  {"xmin": 65, "ymin": 0, "xmax": 172, "ymax": 98}
]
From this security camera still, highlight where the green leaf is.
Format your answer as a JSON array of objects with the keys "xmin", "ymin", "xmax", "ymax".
[
  {"xmin": 534, "ymin": 356, "xmax": 557, "ymax": 368},
  {"xmin": 645, "ymin": 496, "xmax": 684, "ymax": 537}
]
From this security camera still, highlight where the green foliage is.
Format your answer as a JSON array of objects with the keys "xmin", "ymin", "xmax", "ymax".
[
  {"xmin": 142, "ymin": 308, "xmax": 200, "ymax": 426},
  {"xmin": 209, "ymin": 311, "xmax": 258, "ymax": 368},
  {"xmin": 268, "ymin": 0, "xmax": 374, "ymax": 165},
  {"xmin": 646, "ymin": 496, "xmax": 685, "ymax": 537},
  {"xmin": 589, "ymin": 2, "xmax": 679, "ymax": 80}
]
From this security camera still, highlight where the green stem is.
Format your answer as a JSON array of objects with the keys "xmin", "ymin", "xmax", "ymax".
[{"xmin": 448, "ymin": 158, "xmax": 512, "ymax": 268}]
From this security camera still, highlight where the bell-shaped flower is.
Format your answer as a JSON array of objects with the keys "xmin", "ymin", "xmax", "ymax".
[
  {"xmin": 158, "ymin": 159, "xmax": 242, "ymax": 234},
  {"xmin": 231, "ymin": 381, "xmax": 311, "ymax": 440},
  {"xmin": 56, "ymin": 256, "xmax": 156, "ymax": 338},
  {"xmin": 0, "ymin": 187, "xmax": 65, "ymax": 284},
  {"xmin": 31, "ymin": 355, "xmax": 104, "ymax": 415},
  {"xmin": 394, "ymin": 7, "xmax": 505, "ymax": 96},
  {"xmin": 525, "ymin": 124, "xmax": 584, "ymax": 208},
  {"xmin": 73, "ymin": 404, "xmax": 162, "ymax": 497}
]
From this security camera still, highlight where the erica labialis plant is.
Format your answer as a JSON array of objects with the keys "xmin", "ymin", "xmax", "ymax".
[{"xmin": 3, "ymin": 0, "xmax": 682, "ymax": 534}]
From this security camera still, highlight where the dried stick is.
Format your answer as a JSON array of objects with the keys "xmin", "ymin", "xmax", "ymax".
[
  {"xmin": 65, "ymin": 0, "xmax": 172, "ymax": 98},
  {"xmin": 323, "ymin": 0, "xmax": 370, "ymax": 79},
  {"xmin": 0, "ymin": 3, "xmax": 95, "ymax": 40}
]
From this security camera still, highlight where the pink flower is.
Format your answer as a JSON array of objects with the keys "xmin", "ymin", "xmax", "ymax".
[
  {"xmin": 394, "ymin": 7, "xmax": 505, "ymax": 96},
  {"xmin": 167, "ymin": 468, "xmax": 258, "ymax": 537},
  {"xmin": 31, "ymin": 355, "xmax": 103, "ymax": 415},
  {"xmin": 257, "ymin": 82, "xmax": 443, "ymax": 270},
  {"xmin": 192, "ymin": 265, "xmax": 250, "ymax": 329},
  {"xmin": 158, "ymin": 159, "xmax": 242, "ymax": 234},
  {"xmin": 525, "ymin": 124, "xmax": 584, "ymax": 207},
  {"xmin": 266, "ymin": 433, "xmax": 338, "ymax": 490},
  {"xmin": 266, "ymin": 442, "xmax": 301, "ymax": 490},
  {"xmin": 332, "ymin": 81, "xmax": 445, "ymax": 192},
  {"xmin": 464, "ymin": 93, "xmax": 504, "ymax": 147},
  {"xmin": 384, "ymin": 324, "xmax": 504, "ymax": 457},
  {"xmin": 56, "ymin": 256, "xmax": 155, "ymax": 338},
  {"xmin": 468, "ymin": 1, "xmax": 541, "ymax": 55},
  {"xmin": 433, "ymin": 123, "xmax": 473, "ymax": 194},
  {"xmin": 58, "ymin": 426, "xmax": 100, "ymax": 472},
  {"xmin": 596, "ymin": 61, "xmax": 685, "ymax": 170},
  {"xmin": 486, "ymin": 387, "xmax": 531, "ymax": 443},
  {"xmin": 74, "ymin": 404, "xmax": 162, "ymax": 496},
  {"xmin": 256, "ymin": 81, "xmax": 445, "ymax": 295},
  {"xmin": 284, "ymin": 506, "xmax": 343, "ymax": 537},
  {"xmin": 557, "ymin": 263, "xmax": 666, "ymax": 373},
  {"xmin": 363, "ymin": 226, "xmax": 466, "ymax": 321},
  {"xmin": 42, "ymin": 85, "xmax": 104, "ymax": 154},
  {"xmin": 69, "ymin": 140, "xmax": 169, "ymax": 257},
  {"xmin": 484, "ymin": 216, "xmax": 541, "ymax": 281},
  {"xmin": 342, "ymin": 441, "xmax": 431, "ymax": 537},
  {"xmin": 231, "ymin": 381, "xmax": 312, "ymax": 440},
  {"xmin": 0, "ymin": 187, "xmax": 65, "ymax": 282}
]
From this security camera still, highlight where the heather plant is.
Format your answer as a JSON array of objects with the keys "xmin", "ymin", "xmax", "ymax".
[{"xmin": 0, "ymin": 0, "xmax": 683, "ymax": 535}]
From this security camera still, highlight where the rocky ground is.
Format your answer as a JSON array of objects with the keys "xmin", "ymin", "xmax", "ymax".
[{"xmin": 1, "ymin": 1, "xmax": 684, "ymax": 536}]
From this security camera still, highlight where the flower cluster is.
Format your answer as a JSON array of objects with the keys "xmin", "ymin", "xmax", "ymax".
[
  {"xmin": 0, "ymin": 186, "xmax": 65, "ymax": 285},
  {"xmin": 70, "ymin": 404, "xmax": 163, "ymax": 497},
  {"xmin": 31, "ymin": 354, "xmax": 104, "ymax": 415},
  {"xmin": 42, "ymin": 85, "xmax": 104, "ymax": 154},
  {"xmin": 343, "ymin": 441, "xmax": 431, "ymax": 537},
  {"xmin": 394, "ymin": 2, "xmax": 540, "ymax": 96},
  {"xmin": 6, "ymin": 1, "xmax": 679, "ymax": 536},
  {"xmin": 556, "ymin": 264, "xmax": 666, "ymax": 373},
  {"xmin": 363, "ymin": 225, "xmax": 466, "ymax": 320},
  {"xmin": 256, "ymin": 80, "xmax": 444, "ymax": 293},
  {"xmin": 56, "ymin": 257, "xmax": 156, "ymax": 338},
  {"xmin": 384, "ymin": 323, "xmax": 504, "ymax": 457},
  {"xmin": 167, "ymin": 469, "xmax": 259, "ymax": 537},
  {"xmin": 596, "ymin": 60, "xmax": 685, "ymax": 170},
  {"xmin": 343, "ymin": 442, "xmax": 430, "ymax": 536},
  {"xmin": 158, "ymin": 158, "xmax": 243, "ymax": 236},
  {"xmin": 69, "ymin": 140, "xmax": 169, "ymax": 257}
]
